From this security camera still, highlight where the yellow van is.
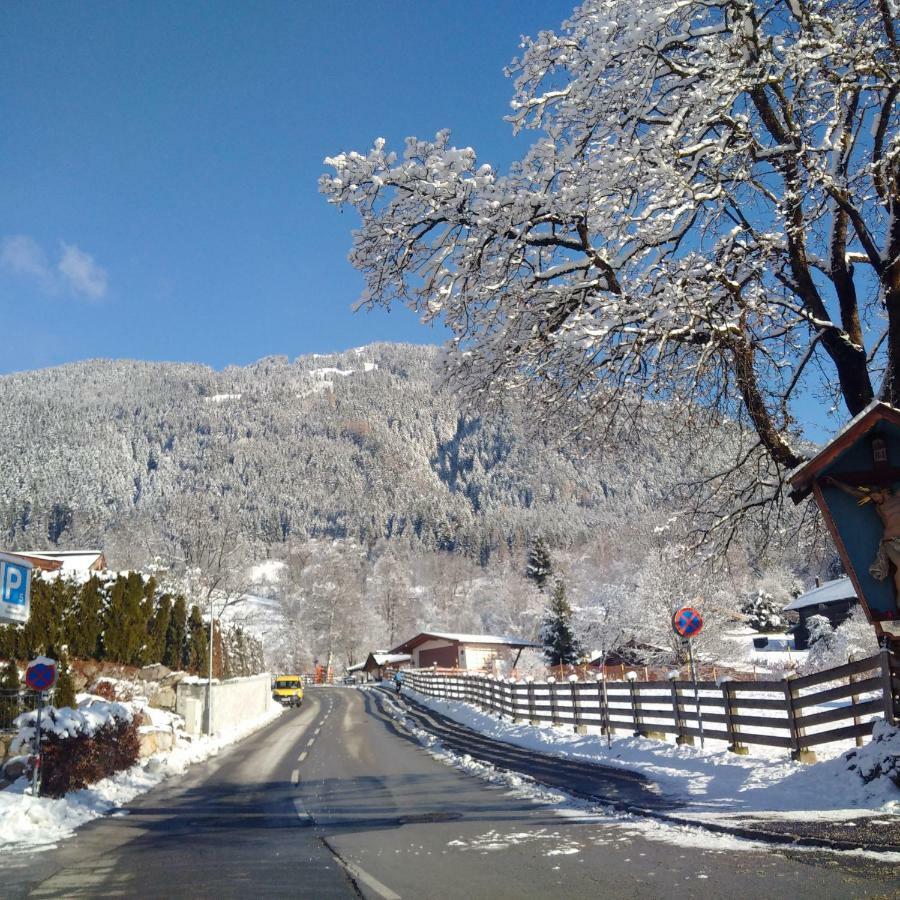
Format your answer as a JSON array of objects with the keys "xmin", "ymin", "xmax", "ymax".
[{"xmin": 272, "ymin": 675, "xmax": 304, "ymax": 708}]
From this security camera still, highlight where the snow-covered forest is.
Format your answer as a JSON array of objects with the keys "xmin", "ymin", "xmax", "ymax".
[
  {"xmin": 0, "ymin": 341, "xmax": 794, "ymax": 564},
  {"xmin": 0, "ymin": 342, "xmax": 835, "ymax": 670}
]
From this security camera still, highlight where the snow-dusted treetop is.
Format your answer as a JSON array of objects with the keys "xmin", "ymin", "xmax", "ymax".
[{"xmin": 322, "ymin": 0, "xmax": 900, "ymax": 544}]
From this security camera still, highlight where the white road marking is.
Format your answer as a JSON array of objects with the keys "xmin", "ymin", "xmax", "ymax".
[
  {"xmin": 293, "ymin": 798, "xmax": 312, "ymax": 822},
  {"xmin": 298, "ymin": 751, "xmax": 307, "ymax": 762},
  {"xmin": 307, "ymin": 737, "xmax": 315, "ymax": 747},
  {"xmin": 333, "ymin": 857, "xmax": 401, "ymax": 900},
  {"xmin": 291, "ymin": 768, "xmax": 300, "ymax": 785}
]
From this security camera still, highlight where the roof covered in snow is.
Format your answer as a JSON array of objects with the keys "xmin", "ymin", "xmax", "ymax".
[
  {"xmin": 371, "ymin": 653, "xmax": 411, "ymax": 666},
  {"xmin": 389, "ymin": 631, "xmax": 540, "ymax": 654},
  {"xmin": 784, "ymin": 577, "xmax": 858, "ymax": 612},
  {"xmin": 5, "ymin": 550, "xmax": 106, "ymax": 576}
]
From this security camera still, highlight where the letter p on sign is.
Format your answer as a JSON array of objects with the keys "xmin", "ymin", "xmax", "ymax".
[{"xmin": 4, "ymin": 564, "xmax": 23, "ymax": 603}]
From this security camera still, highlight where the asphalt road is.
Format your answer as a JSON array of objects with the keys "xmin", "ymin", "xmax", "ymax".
[{"xmin": 3, "ymin": 687, "xmax": 898, "ymax": 899}]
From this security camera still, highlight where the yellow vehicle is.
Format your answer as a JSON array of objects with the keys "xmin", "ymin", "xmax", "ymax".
[{"xmin": 272, "ymin": 675, "xmax": 304, "ymax": 708}]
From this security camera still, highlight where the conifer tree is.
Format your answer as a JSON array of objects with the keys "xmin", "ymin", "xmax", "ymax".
[
  {"xmin": 525, "ymin": 537, "xmax": 553, "ymax": 592},
  {"xmin": 103, "ymin": 573, "xmax": 150, "ymax": 665},
  {"xmin": 22, "ymin": 576, "xmax": 60, "ymax": 657},
  {"xmin": 148, "ymin": 596, "xmax": 172, "ymax": 665},
  {"xmin": 0, "ymin": 623, "xmax": 22, "ymax": 661},
  {"xmin": 0, "ymin": 658, "xmax": 20, "ymax": 726},
  {"xmin": 541, "ymin": 579, "xmax": 582, "ymax": 667},
  {"xmin": 186, "ymin": 605, "xmax": 208, "ymax": 674},
  {"xmin": 52, "ymin": 649, "xmax": 77, "ymax": 709},
  {"xmin": 68, "ymin": 576, "xmax": 104, "ymax": 660},
  {"xmin": 165, "ymin": 597, "xmax": 188, "ymax": 670}
]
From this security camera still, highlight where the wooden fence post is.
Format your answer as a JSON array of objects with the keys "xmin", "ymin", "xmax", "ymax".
[
  {"xmin": 720, "ymin": 678, "xmax": 747, "ymax": 755},
  {"xmin": 849, "ymin": 654, "xmax": 864, "ymax": 748},
  {"xmin": 783, "ymin": 673, "xmax": 816, "ymax": 764},
  {"xmin": 596, "ymin": 675, "xmax": 609, "ymax": 735},
  {"xmin": 547, "ymin": 676, "xmax": 560, "ymax": 726},
  {"xmin": 569, "ymin": 675, "xmax": 586, "ymax": 734},
  {"xmin": 526, "ymin": 676, "xmax": 539, "ymax": 725},
  {"xmin": 880, "ymin": 647, "xmax": 897, "ymax": 726},
  {"xmin": 626, "ymin": 671, "xmax": 642, "ymax": 736},
  {"xmin": 669, "ymin": 673, "xmax": 691, "ymax": 746}
]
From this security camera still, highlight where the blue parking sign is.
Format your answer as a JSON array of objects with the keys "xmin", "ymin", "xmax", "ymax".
[{"xmin": 0, "ymin": 554, "xmax": 32, "ymax": 624}]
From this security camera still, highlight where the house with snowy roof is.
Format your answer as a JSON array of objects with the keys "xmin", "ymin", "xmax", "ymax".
[
  {"xmin": 388, "ymin": 631, "xmax": 539, "ymax": 672},
  {"xmin": 784, "ymin": 577, "xmax": 858, "ymax": 650},
  {"xmin": 347, "ymin": 652, "xmax": 412, "ymax": 681},
  {"xmin": 1, "ymin": 550, "xmax": 107, "ymax": 578}
]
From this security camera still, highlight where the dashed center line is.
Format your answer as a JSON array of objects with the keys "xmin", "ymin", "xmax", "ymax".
[
  {"xmin": 298, "ymin": 751, "xmax": 307, "ymax": 762},
  {"xmin": 307, "ymin": 737, "xmax": 315, "ymax": 747},
  {"xmin": 291, "ymin": 768, "xmax": 300, "ymax": 785}
]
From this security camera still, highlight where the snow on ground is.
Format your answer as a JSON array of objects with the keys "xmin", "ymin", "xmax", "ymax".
[
  {"xmin": 722, "ymin": 627, "xmax": 808, "ymax": 674},
  {"xmin": 375, "ymin": 689, "xmax": 900, "ymax": 859},
  {"xmin": 0, "ymin": 703, "xmax": 283, "ymax": 853},
  {"xmin": 248, "ymin": 559, "xmax": 287, "ymax": 586},
  {"xmin": 400, "ymin": 690, "xmax": 899, "ymax": 819}
]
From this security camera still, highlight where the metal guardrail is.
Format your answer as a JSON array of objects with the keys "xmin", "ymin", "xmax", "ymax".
[{"xmin": 404, "ymin": 649, "xmax": 898, "ymax": 763}]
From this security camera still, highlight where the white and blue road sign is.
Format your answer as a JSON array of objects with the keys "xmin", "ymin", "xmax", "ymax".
[{"xmin": 0, "ymin": 552, "xmax": 33, "ymax": 625}]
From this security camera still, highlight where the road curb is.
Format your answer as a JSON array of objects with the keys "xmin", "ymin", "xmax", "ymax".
[{"xmin": 384, "ymin": 689, "xmax": 900, "ymax": 857}]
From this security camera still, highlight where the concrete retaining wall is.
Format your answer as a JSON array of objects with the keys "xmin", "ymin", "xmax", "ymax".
[{"xmin": 176, "ymin": 674, "xmax": 273, "ymax": 736}]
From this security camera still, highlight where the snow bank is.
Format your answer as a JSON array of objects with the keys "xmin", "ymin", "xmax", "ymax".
[
  {"xmin": 404, "ymin": 690, "xmax": 899, "ymax": 818},
  {"xmin": 0, "ymin": 703, "xmax": 283, "ymax": 852}
]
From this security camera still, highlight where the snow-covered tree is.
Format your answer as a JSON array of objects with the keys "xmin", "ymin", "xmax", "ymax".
[
  {"xmin": 804, "ymin": 614, "xmax": 839, "ymax": 672},
  {"xmin": 541, "ymin": 579, "xmax": 582, "ymax": 666},
  {"xmin": 322, "ymin": 0, "xmax": 900, "ymax": 549},
  {"xmin": 804, "ymin": 606, "xmax": 879, "ymax": 672},
  {"xmin": 741, "ymin": 590, "xmax": 787, "ymax": 633},
  {"xmin": 525, "ymin": 537, "xmax": 553, "ymax": 592}
]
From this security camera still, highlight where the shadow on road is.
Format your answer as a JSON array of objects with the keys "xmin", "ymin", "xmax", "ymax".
[{"xmin": 362, "ymin": 688, "xmax": 682, "ymax": 814}]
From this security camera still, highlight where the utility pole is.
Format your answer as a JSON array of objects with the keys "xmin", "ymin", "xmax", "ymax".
[{"xmin": 207, "ymin": 594, "xmax": 214, "ymax": 736}]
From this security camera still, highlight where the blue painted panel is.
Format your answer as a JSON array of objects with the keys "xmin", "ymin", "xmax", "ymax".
[{"xmin": 821, "ymin": 421, "xmax": 900, "ymax": 620}]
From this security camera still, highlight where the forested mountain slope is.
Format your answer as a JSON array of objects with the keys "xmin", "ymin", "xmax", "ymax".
[{"xmin": 0, "ymin": 343, "xmax": 693, "ymax": 560}]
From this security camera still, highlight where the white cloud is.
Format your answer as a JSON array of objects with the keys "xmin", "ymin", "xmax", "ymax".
[
  {"xmin": 0, "ymin": 235, "xmax": 108, "ymax": 300},
  {"xmin": 0, "ymin": 235, "xmax": 55, "ymax": 292},
  {"xmin": 58, "ymin": 242, "xmax": 108, "ymax": 299}
]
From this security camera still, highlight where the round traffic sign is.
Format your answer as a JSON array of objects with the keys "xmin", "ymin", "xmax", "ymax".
[
  {"xmin": 673, "ymin": 606, "xmax": 703, "ymax": 638},
  {"xmin": 25, "ymin": 660, "xmax": 57, "ymax": 692}
]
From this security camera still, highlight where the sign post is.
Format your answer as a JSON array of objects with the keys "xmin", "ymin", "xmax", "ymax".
[
  {"xmin": 673, "ymin": 606, "xmax": 705, "ymax": 748},
  {"xmin": 0, "ymin": 553, "xmax": 33, "ymax": 625},
  {"xmin": 25, "ymin": 657, "xmax": 57, "ymax": 797}
]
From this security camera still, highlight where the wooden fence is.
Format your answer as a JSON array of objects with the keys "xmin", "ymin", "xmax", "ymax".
[{"xmin": 403, "ymin": 649, "xmax": 899, "ymax": 763}]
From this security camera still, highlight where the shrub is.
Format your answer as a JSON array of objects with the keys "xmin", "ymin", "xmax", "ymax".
[{"xmin": 13, "ymin": 701, "xmax": 139, "ymax": 797}]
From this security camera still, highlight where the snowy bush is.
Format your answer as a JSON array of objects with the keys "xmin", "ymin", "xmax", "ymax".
[
  {"xmin": 13, "ymin": 700, "xmax": 139, "ymax": 798},
  {"xmin": 803, "ymin": 608, "xmax": 879, "ymax": 674},
  {"xmin": 740, "ymin": 590, "xmax": 786, "ymax": 633},
  {"xmin": 843, "ymin": 719, "xmax": 900, "ymax": 791},
  {"xmin": 804, "ymin": 615, "xmax": 839, "ymax": 673}
]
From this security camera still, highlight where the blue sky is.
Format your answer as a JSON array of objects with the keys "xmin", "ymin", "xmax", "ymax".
[{"xmin": 1, "ymin": 1, "xmax": 571, "ymax": 374}]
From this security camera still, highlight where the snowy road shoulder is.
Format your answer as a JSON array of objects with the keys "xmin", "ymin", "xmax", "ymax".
[
  {"xmin": 0, "ymin": 704, "xmax": 284, "ymax": 853},
  {"xmin": 381, "ymin": 688, "xmax": 899, "ymax": 854}
]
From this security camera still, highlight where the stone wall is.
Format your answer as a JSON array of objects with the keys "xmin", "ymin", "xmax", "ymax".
[{"xmin": 176, "ymin": 674, "xmax": 273, "ymax": 736}]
